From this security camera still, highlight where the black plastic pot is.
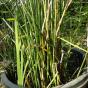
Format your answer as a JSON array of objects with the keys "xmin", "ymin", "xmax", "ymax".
[
  {"xmin": 0, "ymin": 70, "xmax": 18, "ymax": 88},
  {"xmin": 56, "ymin": 47, "xmax": 88, "ymax": 88},
  {"xmin": 54, "ymin": 67, "xmax": 88, "ymax": 88}
]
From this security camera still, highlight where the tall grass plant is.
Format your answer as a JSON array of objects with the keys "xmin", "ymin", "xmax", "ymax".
[{"xmin": 1, "ymin": 0, "xmax": 88, "ymax": 88}]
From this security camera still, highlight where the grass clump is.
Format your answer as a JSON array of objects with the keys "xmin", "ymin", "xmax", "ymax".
[{"xmin": 0, "ymin": 0, "xmax": 88, "ymax": 88}]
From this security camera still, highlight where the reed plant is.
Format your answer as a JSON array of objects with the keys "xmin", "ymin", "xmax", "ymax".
[
  {"xmin": 13, "ymin": 0, "xmax": 72, "ymax": 87},
  {"xmin": 1, "ymin": 0, "xmax": 88, "ymax": 88}
]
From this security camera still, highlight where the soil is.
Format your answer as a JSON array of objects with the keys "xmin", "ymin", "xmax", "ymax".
[{"xmin": 0, "ymin": 80, "xmax": 6, "ymax": 88}]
